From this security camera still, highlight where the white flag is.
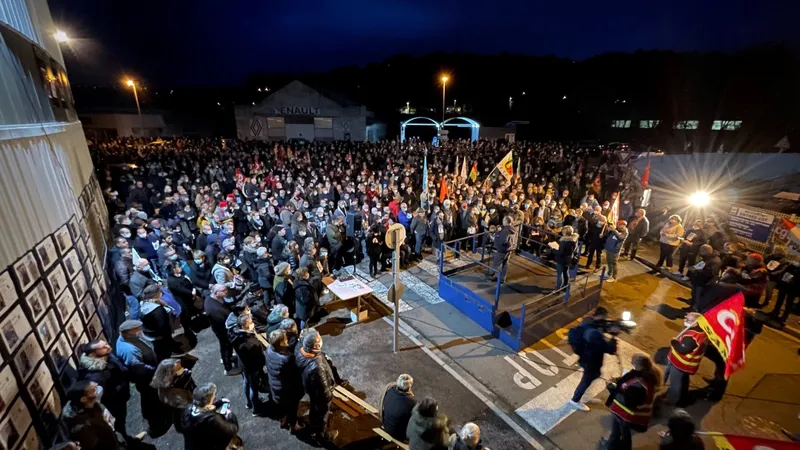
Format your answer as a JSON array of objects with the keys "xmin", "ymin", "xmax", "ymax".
[
  {"xmin": 460, "ymin": 157, "xmax": 468, "ymax": 180},
  {"xmin": 454, "ymin": 156, "xmax": 459, "ymax": 177}
]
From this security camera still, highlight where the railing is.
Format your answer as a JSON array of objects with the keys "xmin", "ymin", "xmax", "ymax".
[
  {"xmin": 440, "ymin": 231, "xmax": 505, "ymax": 309},
  {"xmin": 517, "ymin": 224, "xmax": 583, "ymax": 279}
]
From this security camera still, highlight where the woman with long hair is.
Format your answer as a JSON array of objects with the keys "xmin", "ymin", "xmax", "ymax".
[
  {"xmin": 150, "ymin": 358, "xmax": 197, "ymax": 433},
  {"xmin": 600, "ymin": 353, "xmax": 662, "ymax": 450},
  {"xmin": 652, "ymin": 214, "xmax": 684, "ymax": 274}
]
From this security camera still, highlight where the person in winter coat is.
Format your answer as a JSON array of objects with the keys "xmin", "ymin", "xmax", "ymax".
[
  {"xmin": 652, "ymin": 215, "xmax": 684, "ymax": 273},
  {"xmin": 133, "ymin": 226, "xmax": 160, "ymax": 264},
  {"xmin": 150, "ymin": 358, "xmax": 197, "ymax": 433},
  {"xmin": 600, "ymin": 353, "xmax": 662, "ymax": 450},
  {"xmin": 703, "ymin": 218, "xmax": 726, "ymax": 254},
  {"xmin": 139, "ymin": 284, "xmax": 175, "ymax": 362},
  {"xmin": 489, "ymin": 216, "xmax": 516, "ymax": 283},
  {"xmin": 405, "ymin": 397, "xmax": 453, "ymax": 450},
  {"xmin": 204, "ymin": 284, "xmax": 235, "ymax": 374},
  {"xmin": 266, "ymin": 329, "xmax": 304, "ymax": 432},
  {"xmin": 675, "ymin": 220, "xmax": 707, "ymax": 277},
  {"xmin": 430, "ymin": 212, "xmax": 446, "ymax": 261},
  {"xmin": 114, "ymin": 248, "xmax": 135, "ymax": 295},
  {"xmin": 129, "ymin": 259, "xmax": 158, "ymax": 300},
  {"xmin": 621, "ymin": 209, "xmax": 649, "ymax": 260},
  {"xmin": 664, "ymin": 313, "xmax": 707, "ymax": 406},
  {"xmin": 585, "ymin": 209, "xmax": 607, "ymax": 270},
  {"xmin": 326, "ymin": 216, "xmax": 346, "ymax": 270},
  {"xmin": 294, "ymin": 267, "xmax": 320, "ymax": 328},
  {"xmin": 687, "ymin": 245, "xmax": 723, "ymax": 311},
  {"xmin": 769, "ymin": 261, "xmax": 800, "ymax": 326},
  {"xmin": 763, "ymin": 246, "xmax": 789, "ymax": 307},
  {"xmin": 553, "ymin": 226, "xmax": 579, "ymax": 289},
  {"xmin": 659, "ymin": 409, "xmax": 705, "ymax": 450},
  {"xmin": 271, "ymin": 227, "xmax": 289, "ymax": 260},
  {"xmin": 722, "ymin": 253, "xmax": 768, "ymax": 308},
  {"xmin": 62, "ymin": 380, "xmax": 121, "ymax": 450},
  {"xmin": 180, "ymin": 383, "xmax": 241, "ymax": 450},
  {"xmin": 398, "ymin": 203, "xmax": 412, "ymax": 229},
  {"xmin": 410, "ymin": 209, "xmax": 429, "ymax": 259},
  {"xmin": 569, "ymin": 307, "xmax": 619, "ymax": 412},
  {"xmin": 167, "ymin": 262, "xmax": 198, "ymax": 348},
  {"xmin": 450, "ymin": 423, "xmax": 488, "ymax": 450},
  {"xmin": 603, "ymin": 219, "xmax": 629, "ymax": 283},
  {"xmin": 254, "ymin": 247, "xmax": 274, "ymax": 305},
  {"xmin": 274, "ymin": 262, "xmax": 296, "ymax": 317},
  {"xmin": 367, "ymin": 224, "xmax": 385, "ymax": 277},
  {"xmin": 282, "ymin": 240, "xmax": 301, "ymax": 271},
  {"xmin": 238, "ymin": 236, "xmax": 260, "ymax": 280},
  {"xmin": 188, "ymin": 250, "xmax": 213, "ymax": 293},
  {"xmin": 229, "ymin": 314, "xmax": 268, "ymax": 414},
  {"xmin": 267, "ymin": 304, "xmax": 290, "ymax": 335},
  {"xmin": 78, "ymin": 340, "xmax": 131, "ymax": 441},
  {"xmin": 295, "ymin": 330, "xmax": 338, "ymax": 444},
  {"xmin": 380, "ymin": 374, "xmax": 417, "ymax": 442}
]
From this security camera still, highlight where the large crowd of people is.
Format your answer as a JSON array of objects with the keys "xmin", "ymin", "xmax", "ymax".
[{"xmin": 50, "ymin": 135, "xmax": 798, "ymax": 449}]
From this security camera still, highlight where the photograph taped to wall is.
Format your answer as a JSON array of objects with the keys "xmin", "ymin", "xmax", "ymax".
[
  {"xmin": 54, "ymin": 288, "xmax": 77, "ymax": 325},
  {"xmin": 91, "ymin": 279, "xmax": 103, "ymax": 305},
  {"xmin": 73, "ymin": 333, "xmax": 88, "ymax": 360},
  {"xmin": 34, "ymin": 237, "xmax": 58, "ymax": 273},
  {"xmin": 87, "ymin": 239, "xmax": 97, "ymax": 263},
  {"xmin": 45, "ymin": 264, "xmax": 68, "ymax": 300},
  {"xmin": 19, "ymin": 426, "xmax": 39, "ymax": 450},
  {"xmin": 37, "ymin": 309, "xmax": 58, "ymax": 350},
  {"xmin": 78, "ymin": 293, "xmax": 95, "ymax": 323},
  {"xmin": 65, "ymin": 312, "xmax": 84, "ymax": 346},
  {"xmin": 12, "ymin": 253, "xmax": 40, "ymax": 294},
  {"xmin": 75, "ymin": 238, "xmax": 88, "ymax": 263},
  {"xmin": 87, "ymin": 314, "xmax": 102, "ymax": 340},
  {"xmin": 0, "ymin": 307, "xmax": 31, "ymax": 354},
  {"xmin": 23, "ymin": 282, "xmax": 50, "ymax": 323},
  {"xmin": 79, "ymin": 217, "xmax": 88, "ymax": 242},
  {"xmin": 0, "ymin": 397, "xmax": 31, "ymax": 450},
  {"xmin": 54, "ymin": 225, "xmax": 73, "ymax": 255},
  {"xmin": 0, "ymin": 272, "xmax": 17, "ymax": 319},
  {"xmin": 73, "ymin": 271, "xmax": 88, "ymax": 301},
  {"xmin": 0, "ymin": 366, "xmax": 19, "ymax": 420},
  {"xmin": 68, "ymin": 216, "xmax": 80, "ymax": 243},
  {"xmin": 41, "ymin": 388, "xmax": 61, "ymax": 423},
  {"xmin": 49, "ymin": 333, "xmax": 71, "ymax": 372},
  {"xmin": 26, "ymin": 363, "xmax": 54, "ymax": 409},
  {"xmin": 14, "ymin": 334, "xmax": 43, "ymax": 382},
  {"xmin": 62, "ymin": 250, "xmax": 80, "ymax": 281}
]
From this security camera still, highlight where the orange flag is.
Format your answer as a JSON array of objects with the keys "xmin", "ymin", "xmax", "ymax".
[{"xmin": 439, "ymin": 178, "xmax": 448, "ymax": 203}]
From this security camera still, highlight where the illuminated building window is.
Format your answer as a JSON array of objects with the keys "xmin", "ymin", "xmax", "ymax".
[
  {"xmin": 611, "ymin": 120, "xmax": 631, "ymax": 128},
  {"xmin": 639, "ymin": 120, "xmax": 661, "ymax": 129},
  {"xmin": 674, "ymin": 120, "xmax": 699, "ymax": 130},
  {"xmin": 314, "ymin": 117, "xmax": 333, "ymax": 129},
  {"xmin": 266, "ymin": 117, "xmax": 284, "ymax": 128},
  {"xmin": 711, "ymin": 120, "xmax": 742, "ymax": 131}
]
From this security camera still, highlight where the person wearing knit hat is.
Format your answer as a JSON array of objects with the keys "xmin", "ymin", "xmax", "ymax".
[{"xmin": 295, "ymin": 329, "xmax": 338, "ymax": 443}]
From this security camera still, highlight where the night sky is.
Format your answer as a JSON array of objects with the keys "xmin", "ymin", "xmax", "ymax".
[{"xmin": 50, "ymin": 0, "xmax": 799, "ymax": 87}]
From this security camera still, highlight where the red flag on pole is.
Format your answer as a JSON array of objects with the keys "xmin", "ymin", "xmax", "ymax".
[
  {"xmin": 439, "ymin": 177, "xmax": 448, "ymax": 203},
  {"xmin": 696, "ymin": 292, "xmax": 746, "ymax": 379},
  {"xmin": 641, "ymin": 161, "xmax": 651, "ymax": 189},
  {"xmin": 592, "ymin": 172, "xmax": 602, "ymax": 194}
]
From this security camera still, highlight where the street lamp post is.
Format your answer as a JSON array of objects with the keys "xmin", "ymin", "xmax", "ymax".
[
  {"xmin": 125, "ymin": 79, "xmax": 143, "ymax": 136},
  {"xmin": 441, "ymin": 75, "xmax": 449, "ymax": 123}
]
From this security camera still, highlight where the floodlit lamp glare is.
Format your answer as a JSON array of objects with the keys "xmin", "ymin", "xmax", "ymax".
[
  {"xmin": 54, "ymin": 30, "xmax": 69, "ymax": 43},
  {"xmin": 622, "ymin": 311, "xmax": 632, "ymax": 322},
  {"xmin": 441, "ymin": 75, "xmax": 449, "ymax": 83},
  {"xmin": 689, "ymin": 191, "xmax": 710, "ymax": 207},
  {"xmin": 125, "ymin": 79, "xmax": 135, "ymax": 87}
]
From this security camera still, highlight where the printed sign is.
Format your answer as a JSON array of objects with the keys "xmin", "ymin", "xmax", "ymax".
[
  {"xmin": 728, "ymin": 204, "xmax": 775, "ymax": 243},
  {"xmin": 773, "ymin": 218, "xmax": 800, "ymax": 258}
]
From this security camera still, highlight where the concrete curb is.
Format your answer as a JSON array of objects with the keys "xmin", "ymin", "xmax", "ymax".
[{"xmin": 634, "ymin": 256, "xmax": 800, "ymax": 341}]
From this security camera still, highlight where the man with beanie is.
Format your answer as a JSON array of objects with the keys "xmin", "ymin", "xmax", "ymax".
[{"xmin": 295, "ymin": 330, "xmax": 338, "ymax": 444}]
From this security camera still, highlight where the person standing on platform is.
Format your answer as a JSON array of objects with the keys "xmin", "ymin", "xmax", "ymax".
[
  {"xmin": 603, "ymin": 219, "xmax": 628, "ymax": 283},
  {"xmin": 488, "ymin": 216, "xmax": 516, "ymax": 283}
]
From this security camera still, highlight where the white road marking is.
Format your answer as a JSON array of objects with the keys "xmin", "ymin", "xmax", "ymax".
[
  {"xmin": 505, "ymin": 356, "xmax": 543, "ymax": 390},
  {"xmin": 541, "ymin": 338, "xmax": 580, "ymax": 366},
  {"xmin": 386, "ymin": 316, "xmax": 547, "ymax": 450}
]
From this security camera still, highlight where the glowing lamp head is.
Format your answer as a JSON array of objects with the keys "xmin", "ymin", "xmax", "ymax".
[
  {"xmin": 126, "ymin": 79, "xmax": 135, "ymax": 87},
  {"xmin": 622, "ymin": 311, "xmax": 632, "ymax": 322},
  {"xmin": 441, "ymin": 76, "xmax": 449, "ymax": 83},
  {"xmin": 689, "ymin": 191, "xmax": 710, "ymax": 207},
  {"xmin": 54, "ymin": 30, "xmax": 69, "ymax": 43}
]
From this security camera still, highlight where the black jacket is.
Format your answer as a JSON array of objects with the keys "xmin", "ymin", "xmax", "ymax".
[
  {"xmin": 576, "ymin": 318, "xmax": 618, "ymax": 370},
  {"xmin": 63, "ymin": 403, "xmax": 121, "ymax": 450},
  {"xmin": 266, "ymin": 346, "xmax": 303, "ymax": 404},
  {"xmin": 77, "ymin": 354, "xmax": 130, "ymax": 407},
  {"xmin": 493, "ymin": 225, "xmax": 516, "ymax": 254},
  {"xmin": 295, "ymin": 347, "xmax": 335, "ymax": 404},
  {"xmin": 405, "ymin": 405, "xmax": 451, "ymax": 450},
  {"xmin": 204, "ymin": 296, "xmax": 232, "ymax": 337},
  {"xmin": 690, "ymin": 254, "xmax": 722, "ymax": 288},
  {"xmin": 188, "ymin": 261, "xmax": 213, "ymax": 290},
  {"xmin": 627, "ymin": 216, "xmax": 650, "ymax": 240},
  {"xmin": 381, "ymin": 386, "xmax": 417, "ymax": 441},
  {"xmin": 553, "ymin": 234, "xmax": 578, "ymax": 266},
  {"xmin": 180, "ymin": 405, "xmax": 239, "ymax": 450},
  {"xmin": 294, "ymin": 278, "xmax": 319, "ymax": 322},
  {"xmin": 271, "ymin": 235, "xmax": 288, "ymax": 259},
  {"xmin": 229, "ymin": 327, "xmax": 266, "ymax": 375},
  {"xmin": 254, "ymin": 259, "xmax": 273, "ymax": 290},
  {"xmin": 274, "ymin": 276, "xmax": 296, "ymax": 316},
  {"xmin": 140, "ymin": 302, "xmax": 173, "ymax": 342},
  {"xmin": 168, "ymin": 273, "xmax": 195, "ymax": 308}
]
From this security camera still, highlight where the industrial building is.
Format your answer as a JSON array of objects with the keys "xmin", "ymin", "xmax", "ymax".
[{"xmin": 235, "ymin": 80, "xmax": 384, "ymax": 142}]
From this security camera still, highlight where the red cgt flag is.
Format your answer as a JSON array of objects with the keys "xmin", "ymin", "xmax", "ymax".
[
  {"xmin": 696, "ymin": 292, "xmax": 746, "ymax": 379},
  {"xmin": 641, "ymin": 161, "xmax": 651, "ymax": 189},
  {"xmin": 709, "ymin": 432, "xmax": 800, "ymax": 449},
  {"xmin": 439, "ymin": 177, "xmax": 449, "ymax": 203}
]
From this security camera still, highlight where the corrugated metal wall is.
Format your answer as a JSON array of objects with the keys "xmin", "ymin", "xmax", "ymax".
[{"xmin": 0, "ymin": 122, "xmax": 94, "ymax": 269}]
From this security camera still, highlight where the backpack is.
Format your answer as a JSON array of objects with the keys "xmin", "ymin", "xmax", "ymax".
[{"xmin": 568, "ymin": 324, "xmax": 587, "ymax": 356}]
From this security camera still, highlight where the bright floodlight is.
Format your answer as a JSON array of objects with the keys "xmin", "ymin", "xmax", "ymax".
[
  {"xmin": 441, "ymin": 75, "xmax": 449, "ymax": 82},
  {"xmin": 622, "ymin": 311, "xmax": 632, "ymax": 322},
  {"xmin": 54, "ymin": 30, "xmax": 69, "ymax": 43},
  {"xmin": 126, "ymin": 79, "xmax": 135, "ymax": 87},
  {"xmin": 689, "ymin": 191, "xmax": 710, "ymax": 207}
]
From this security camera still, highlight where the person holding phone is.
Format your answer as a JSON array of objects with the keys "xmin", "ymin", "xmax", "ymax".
[{"xmin": 180, "ymin": 383, "xmax": 241, "ymax": 450}]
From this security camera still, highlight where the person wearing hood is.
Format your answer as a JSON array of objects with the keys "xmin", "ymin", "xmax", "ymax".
[
  {"xmin": 78, "ymin": 340, "xmax": 132, "ymax": 442},
  {"xmin": 294, "ymin": 267, "xmax": 320, "ymax": 328},
  {"xmin": 553, "ymin": 226, "xmax": 579, "ymax": 290},
  {"xmin": 405, "ymin": 397, "xmax": 453, "ymax": 450},
  {"xmin": 603, "ymin": 219, "xmax": 629, "ymax": 283},
  {"xmin": 180, "ymin": 382, "xmax": 241, "ymax": 450},
  {"xmin": 295, "ymin": 330, "xmax": 339, "ymax": 444},
  {"xmin": 150, "ymin": 358, "xmax": 197, "ymax": 433},
  {"xmin": 63, "ymin": 380, "xmax": 121, "ymax": 450},
  {"xmin": 266, "ymin": 329, "xmax": 304, "ymax": 433},
  {"xmin": 621, "ymin": 209, "xmax": 649, "ymax": 261},
  {"xmin": 205, "ymin": 284, "xmax": 236, "ymax": 375},
  {"xmin": 274, "ymin": 262, "xmax": 296, "ymax": 317},
  {"xmin": 140, "ymin": 284, "xmax": 175, "ymax": 362},
  {"xmin": 229, "ymin": 314, "xmax": 269, "ymax": 414}
]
